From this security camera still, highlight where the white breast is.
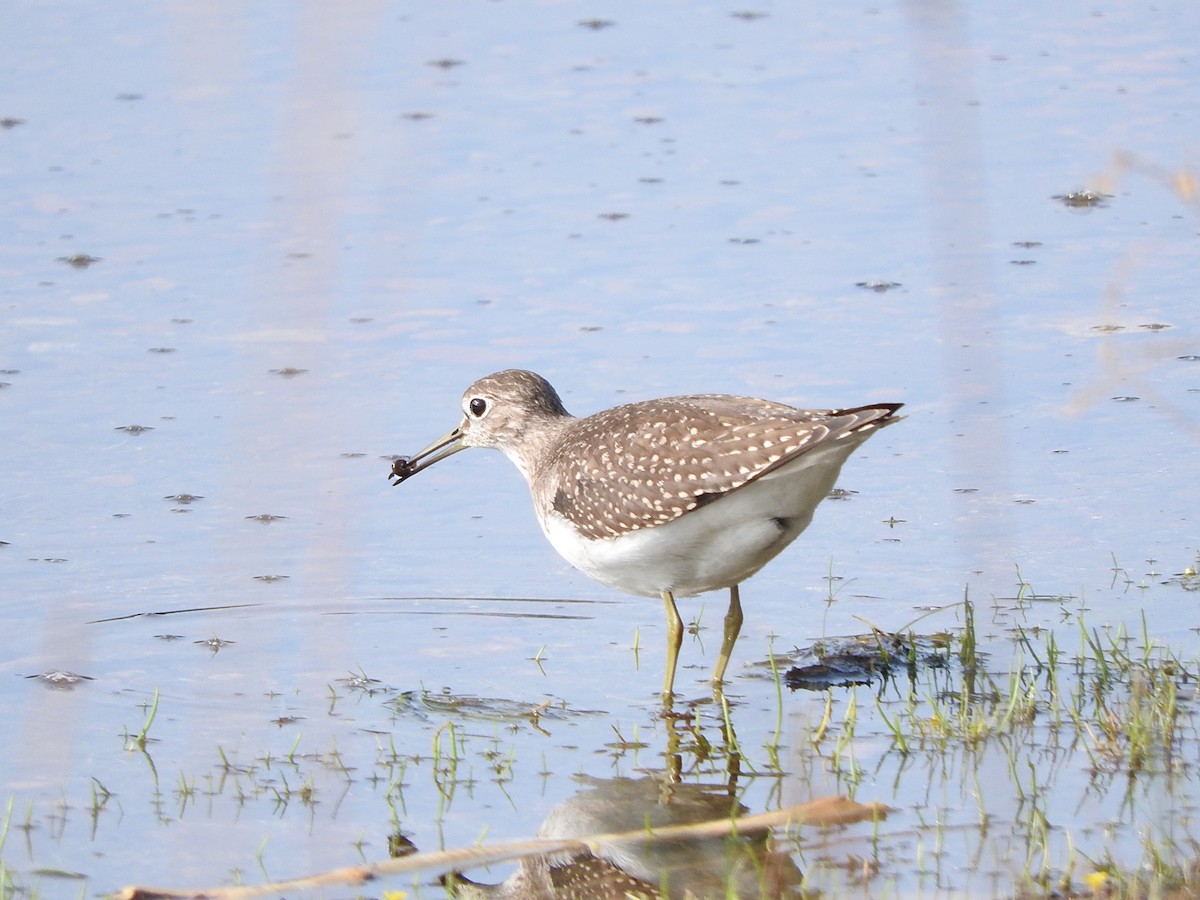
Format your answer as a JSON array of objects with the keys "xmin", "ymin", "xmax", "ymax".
[{"xmin": 538, "ymin": 439, "xmax": 862, "ymax": 598}]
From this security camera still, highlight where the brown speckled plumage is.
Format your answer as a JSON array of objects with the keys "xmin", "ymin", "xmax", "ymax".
[{"xmin": 538, "ymin": 392, "xmax": 894, "ymax": 540}]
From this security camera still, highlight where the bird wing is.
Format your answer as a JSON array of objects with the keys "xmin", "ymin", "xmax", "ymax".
[{"xmin": 538, "ymin": 395, "xmax": 899, "ymax": 540}]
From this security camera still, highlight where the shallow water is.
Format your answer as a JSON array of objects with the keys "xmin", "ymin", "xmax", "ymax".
[{"xmin": 2, "ymin": 1, "xmax": 1199, "ymax": 897}]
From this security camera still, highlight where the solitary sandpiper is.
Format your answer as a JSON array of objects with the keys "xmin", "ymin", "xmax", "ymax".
[{"xmin": 390, "ymin": 369, "xmax": 901, "ymax": 696}]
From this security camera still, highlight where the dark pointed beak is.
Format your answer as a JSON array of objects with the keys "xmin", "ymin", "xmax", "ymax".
[{"xmin": 389, "ymin": 425, "xmax": 467, "ymax": 484}]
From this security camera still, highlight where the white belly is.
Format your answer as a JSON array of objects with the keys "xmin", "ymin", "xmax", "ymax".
[{"xmin": 539, "ymin": 444, "xmax": 856, "ymax": 598}]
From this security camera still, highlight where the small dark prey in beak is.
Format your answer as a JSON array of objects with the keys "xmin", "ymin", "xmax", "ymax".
[{"xmin": 388, "ymin": 456, "xmax": 417, "ymax": 484}]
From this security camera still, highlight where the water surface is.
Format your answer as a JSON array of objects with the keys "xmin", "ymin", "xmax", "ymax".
[{"xmin": 2, "ymin": 1, "xmax": 1199, "ymax": 897}]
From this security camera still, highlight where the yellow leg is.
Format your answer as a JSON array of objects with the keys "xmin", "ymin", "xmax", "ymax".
[
  {"xmin": 713, "ymin": 584, "xmax": 743, "ymax": 686},
  {"xmin": 661, "ymin": 590, "xmax": 683, "ymax": 697}
]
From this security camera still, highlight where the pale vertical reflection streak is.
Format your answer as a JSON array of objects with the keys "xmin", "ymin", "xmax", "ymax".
[
  {"xmin": 906, "ymin": 0, "xmax": 1016, "ymax": 583},
  {"xmin": 177, "ymin": 2, "xmax": 391, "ymax": 669},
  {"xmin": 249, "ymin": 2, "xmax": 393, "ymax": 641}
]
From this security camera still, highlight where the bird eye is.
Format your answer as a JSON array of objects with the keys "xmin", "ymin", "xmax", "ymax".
[{"xmin": 469, "ymin": 397, "xmax": 487, "ymax": 417}]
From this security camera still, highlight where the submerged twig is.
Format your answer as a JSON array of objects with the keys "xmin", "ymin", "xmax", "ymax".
[{"xmin": 111, "ymin": 795, "xmax": 891, "ymax": 900}]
